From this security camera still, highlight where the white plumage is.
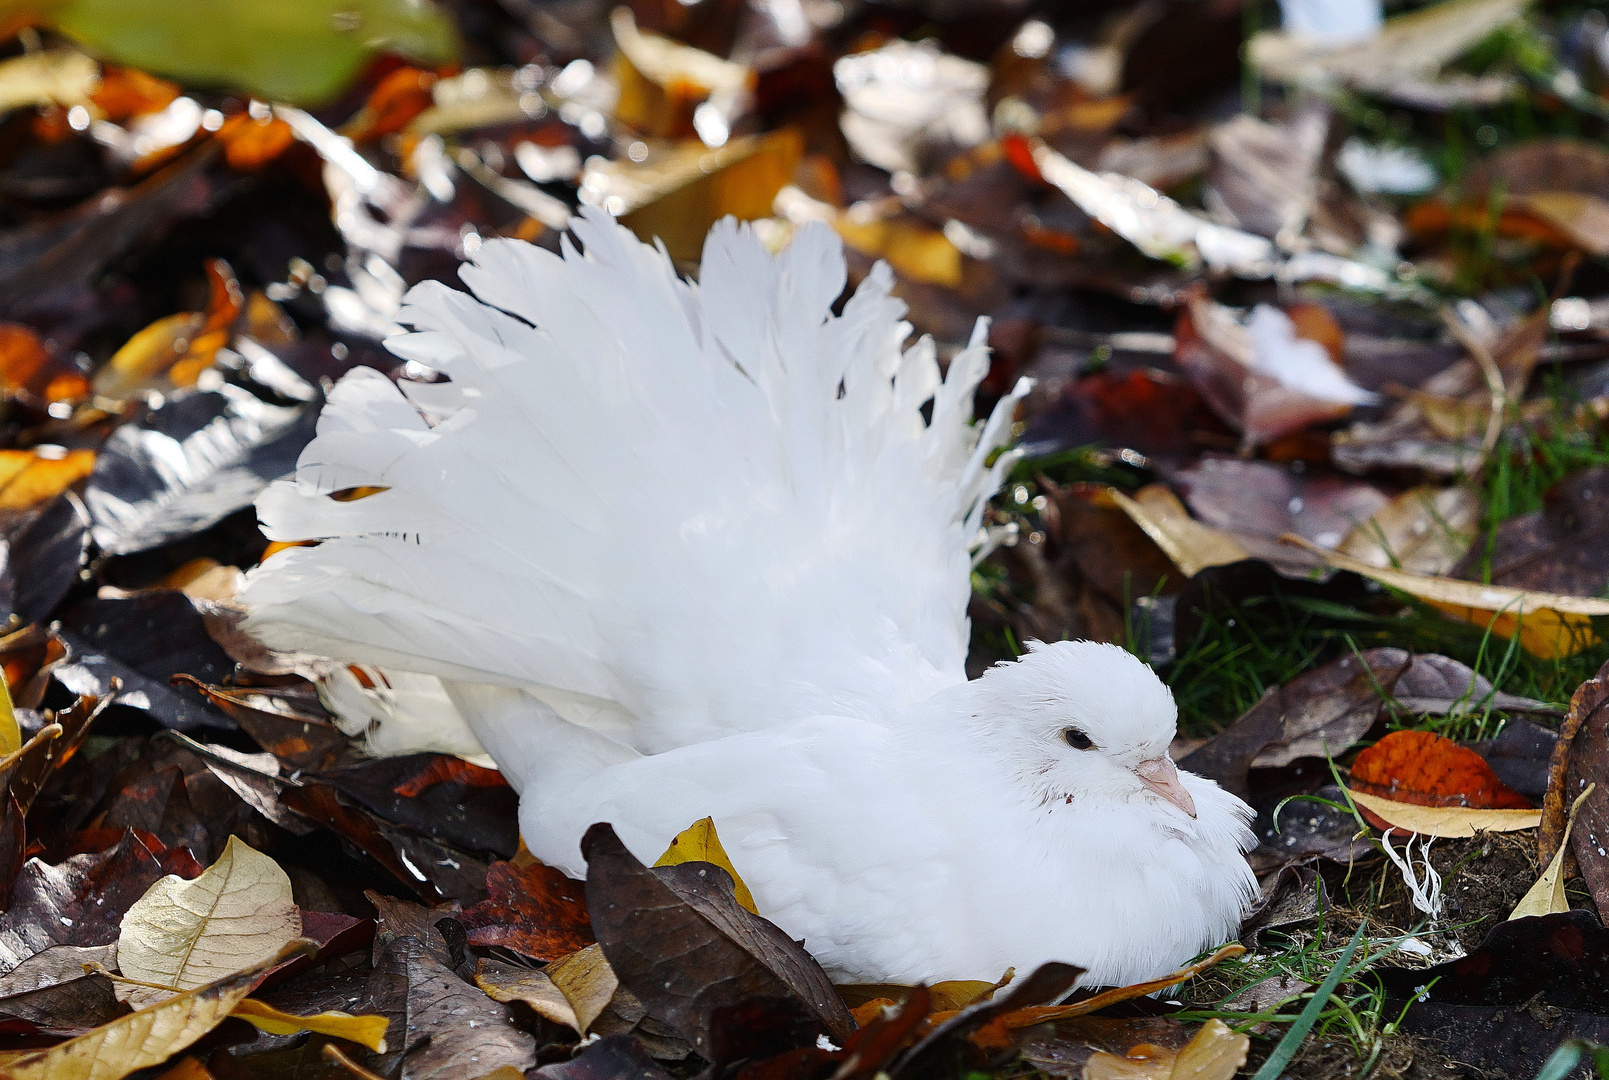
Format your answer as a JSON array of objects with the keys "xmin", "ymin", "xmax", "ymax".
[{"xmin": 242, "ymin": 209, "xmax": 1256, "ymax": 986}]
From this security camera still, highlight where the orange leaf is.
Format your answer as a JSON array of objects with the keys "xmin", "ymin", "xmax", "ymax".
[
  {"xmin": 1350, "ymin": 730, "xmax": 1531, "ymax": 829},
  {"xmin": 0, "ymin": 448, "xmax": 95, "ymax": 510},
  {"xmin": 343, "ymin": 66, "xmax": 437, "ymax": 142},
  {"xmin": 91, "ymin": 66, "xmax": 181, "ymax": 121},
  {"xmin": 217, "ymin": 112, "xmax": 296, "ymax": 170}
]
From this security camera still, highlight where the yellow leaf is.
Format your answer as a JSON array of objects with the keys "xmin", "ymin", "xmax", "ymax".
[
  {"xmin": 1510, "ymin": 783, "xmax": 1596, "ymax": 919},
  {"xmin": 0, "ymin": 50, "xmax": 99, "ymax": 114},
  {"xmin": 0, "ymin": 448, "xmax": 96, "ymax": 511},
  {"xmin": 476, "ymin": 958, "xmax": 579, "ymax": 1031},
  {"xmin": 1347, "ymin": 788, "xmax": 1541, "ymax": 837},
  {"xmin": 832, "ymin": 216, "xmax": 964, "ymax": 288},
  {"xmin": 117, "ymin": 835, "xmax": 301, "ymax": 1009},
  {"xmin": 0, "ymin": 661, "xmax": 19, "ymax": 758},
  {"xmin": 1512, "ymin": 192, "xmax": 1609, "ymax": 256},
  {"xmin": 1284, "ymin": 535, "xmax": 1609, "ymax": 658},
  {"xmin": 1098, "ymin": 485, "xmax": 1249, "ymax": 578},
  {"xmin": 654, "ymin": 816, "xmax": 758, "ymax": 914},
  {"xmin": 544, "ymin": 943, "xmax": 618, "ymax": 1035},
  {"xmin": 1171, "ymin": 1019, "xmax": 1250, "ymax": 1080},
  {"xmin": 230, "ymin": 998, "xmax": 387, "ymax": 1050},
  {"xmin": 93, "ymin": 312, "xmax": 207, "ymax": 402},
  {"xmin": 0, "ymin": 938, "xmax": 315, "ymax": 1080}
]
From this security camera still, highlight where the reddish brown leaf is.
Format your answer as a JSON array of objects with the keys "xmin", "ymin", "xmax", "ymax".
[{"xmin": 459, "ymin": 861, "xmax": 595, "ymax": 961}]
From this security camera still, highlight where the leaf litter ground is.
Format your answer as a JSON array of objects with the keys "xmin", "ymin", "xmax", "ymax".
[{"xmin": 6, "ymin": 0, "xmax": 1609, "ymax": 1078}]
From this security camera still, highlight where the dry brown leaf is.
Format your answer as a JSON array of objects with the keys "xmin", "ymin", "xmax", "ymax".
[
  {"xmin": 1337, "ymin": 485, "xmax": 1480, "ymax": 575},
  {"xmin": 653, "ymin": 816, "xmax": 757, "ymax": 915},
  {"xmin": 1510, "ymin": 192, "xmax": 1609, "ymax": 256},
  {"xmin": 0, "ymin": 937, "xmax": 314, "ymax": 1080},
  {"xmin": 1283, "ymin": 535, "xmax": 1609, "ymax": 658},
  {"xmin": 116, "ymin": 835, "xmax": 300, "ymax": 1008},
  {"xmin": 229, "ymin": 997, "xmax": 388, "ymax": 1050},
  {"xmin": 1346, "ymin": 789, "xmax": 1541, "ymax": 837},
  {"xmin": 545, "ymin": 943, "xmax": 619, "ymax": 1035},
  {"xmin": 985, "ymin": 945, "xmax": 1244, "ymax": 1031},
  {"xmin": 476, "ymin": 958, "xmax": 580, "ymax": 1031}
]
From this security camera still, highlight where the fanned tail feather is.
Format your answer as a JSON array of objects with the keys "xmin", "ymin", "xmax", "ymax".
[{"xmin": 242, "ymin": 209, "xmax": 1029, "ymax": 754}]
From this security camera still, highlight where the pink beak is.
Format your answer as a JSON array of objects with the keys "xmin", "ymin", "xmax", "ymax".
[{"xmin": 1135, "ymin": 756, "xmax": 1197, "ymax": 818}]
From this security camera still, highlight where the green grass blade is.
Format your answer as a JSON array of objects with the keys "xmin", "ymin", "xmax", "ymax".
[{"xmin": 1249, "ymin": 923, "xmax": 1367, "ymax": 1080}]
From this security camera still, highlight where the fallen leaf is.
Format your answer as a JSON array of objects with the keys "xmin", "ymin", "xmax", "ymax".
[
  {"xmin": 0, "ymin": 449, "xmax": 96, "ymax": 512},
  {"xmin": 1337, "ymin": 485, "xmax": 1480, "ymax": 575},
  {"xmin": 529, "ymin": 1033, "xmax": 676, "ymax": 1080},
  {"xmin": 1352, "ymin": 729, "xmax": 1533, "ymax": 812},
  {"xmin": 1178, "ymin": 456, "xmax": 1392, "ymax": 562},
  {"xmin": 0, "ymin": 943, "xmax": 121, "ymax": 1033},
  {"xmin": 116, "ymin": 834, "xmax": 301, "ymax": 1008},
  {"xmin": 214, "ymin": 112, "xmax": 296, "ymax": 171},
  {"xmin": 1096, "ymin": 485, "xmax": 1250, "ymax": 578},
  {"xmin": 545, "ymin": 943, "xmax": 620, "ymax": 1035},
  {"xmin": 0, "ymin": 323, "xmax": 89, "ymax": 405},
  {"xmin": 476, "ymin": 957, "xmax": 580, "ymax": 1031},
  {"xmin": 581, "ymin": 822, "xmax": 855, "ymax": 1065},
  {"xmin": 892, "ymin": 963, "xmax": 1085, "ymax": 1076},
  {"xmin": 1449, "ymin": 466, "xmax": 1609, "ymax": 597},
  {"xmin": 458, "ymin": 861, "xmax": 594, "ymax": 961},
  {"xmin": 318, "ymin": 753, "xmax": 518, "ymax": 858},
  {"xmin": 0, "ymin": 936, "xmax": 314, "ymax": 1080},
  {"xmin": 0, "ymin": 50, "xmax": 98, "ymax": 113},
  {"xmin": 1345, "ymin": 789, "xmax": 1540, "ymax": 837},
  {"xmin": 1282, "ymin": 535, "xmax": 1609, "ymax": 658},
  {"xmin": 1508, "ymin": 192, "xmax": 1609, "ymax": 256},
  {"xmin": 229, "ymin": 996, "xmax": 388, "ymax": 1050},
  {"xmin": 1538, "ymin": 661, "xmax": 1609, "ymax": 913},
  {"xmin": 1511, "ymin": 784, "xmax": 1596, "ymax": 919},
  {"xmin": 654, "ymin": 817, "xmax": 758, "ymax": 915}
]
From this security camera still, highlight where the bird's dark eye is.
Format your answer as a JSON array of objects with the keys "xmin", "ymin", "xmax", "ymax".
[{"xmin": 1063, "ymin": 728, "xmax": 1093, "ymax": 750}]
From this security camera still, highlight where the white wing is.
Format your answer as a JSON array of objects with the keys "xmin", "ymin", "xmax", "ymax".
[{"xmin": 242, "ymin": 209, "xmax": 1027, "ymax": 753}]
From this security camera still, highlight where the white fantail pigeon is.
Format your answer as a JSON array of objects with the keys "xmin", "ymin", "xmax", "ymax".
[{"xmin": 241, "ymin": 208, "xmax": 1257, "ymax": 986}]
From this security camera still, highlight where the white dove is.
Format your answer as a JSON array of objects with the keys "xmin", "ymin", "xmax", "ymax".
[{"xmin": 241, "ymin": 209, "xmax": 1256, "ymax": 985}]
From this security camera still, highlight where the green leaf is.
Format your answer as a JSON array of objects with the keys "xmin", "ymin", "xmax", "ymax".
[{"xmin": 10, "ymin": 0, "xmax": 458, "ymax": 105}]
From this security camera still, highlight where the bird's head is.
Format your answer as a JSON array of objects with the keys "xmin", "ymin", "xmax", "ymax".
[{"xmin": 954, "ymin": 640, "xmax": 1198, "ymax": 819}]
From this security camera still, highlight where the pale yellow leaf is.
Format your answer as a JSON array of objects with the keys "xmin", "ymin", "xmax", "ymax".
[
  {"xmin": 0, "ymin": 662, "xmax": 19, "ymax": 758},
  {"xmin": 476, "ymin": 958, "xmax": 579, "ymax": 1031},
  {"xmin": 1171, "ymin": 1019, "xmax": 1249, "ymax": 1080},
  {"xmin": 117, "ymin": 835, "xmax": 300, "ymax": 1008},
  {"xmin": 1513, "ymin": 192, "xmax": 1609, "ymax": 257},
  {"xmin": 0, "ymin": 938, "xmax": 314, "ymax": 1080},
  {"xmin": 654, "ymin": 816, "xmax": 758, "ymax": 914},
  {"xmin": 0, "ymin": 50, "xmax": 99, "ymax": 115},
  {"xmin": 1100, "ymin": 485, "xmax": 1249, "ymax": 578},
  {"xmin": 1086, "ymin": 1048, "xmax": 1173, "ymax": 1080},
  {"xmin": 545, "ymin": 943, "xmax": 618, "ymax": 1035},
  {"xmin": 1347, "ymin": 788, "xmax": 1541, "ymax": 837},
  {"xmin": 1510, "ymin": 783, "xmax": 1596, "ymax": 919},
  {"xmin": 1283, "ymin": 534, "xmax": 1609, "ymax": 658},
  {"xmin": 229, "ymin": 998, "xmax": 387, "ymax": 1050},
  {"xmin": 1336, "ymin": 485, "xmax": 1479, "ymax": 576}
]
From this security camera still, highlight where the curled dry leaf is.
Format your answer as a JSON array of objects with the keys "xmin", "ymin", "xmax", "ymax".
[
  {"xmin": 1346, "ymin": 789, "xmax": 1540, "ymax": 838},
  {"xmin": 1282, "ymin": 535, "xmax": 1609, "ymax": 658},
  {"xmin": 1094, "ymin": 485, "xmax": 1249, "ymax": 578},
  {"xmin": 1538, "ymin": 660, "xmax": 1609, "ymax": 913},
  {"xmin": 544, "ymin": 942, "xmax": 620, "ymax": 1035},
  {"xmin": 116, "ymin": 834, "xmax": 300, "ymax": 1008},
  {"xmin": 476, "ymin": 957, "xmax": 581, "ymax": 1032},
  {"xmin": 229, "ymin": 996, "xmax": 389, "ymax": 1050},
  {"xmin": 0, "ymin": 937, "xmax": 315, "ymax": 1080},
  {"xmin": 1510, "ymin": 784, "xmax": 1595, "ymax": 920}
]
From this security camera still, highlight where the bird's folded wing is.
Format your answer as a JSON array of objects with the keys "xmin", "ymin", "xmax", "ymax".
[{"xmin": 242, "ymin": 209, "xmax": 1027, "ymax": 752}]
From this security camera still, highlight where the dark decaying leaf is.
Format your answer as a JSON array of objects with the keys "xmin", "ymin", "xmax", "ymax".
[
  {"xmin": 738, "ymin": 985, "xmax": 935, "ymax": 1080},
  {"xmin": 84, "ymin": 384, "xmax": 317, "ymax": 555},
  {"xmin": 1471, "ymin": 719, "xmax": 1559, "ymax": 805},
  {"xmin": 1450, "ymin": 466, "xmax": 1609, "ymax": 597},
  {"xmin": 318, "ymin": 753, "xmax": 519, "ymax": 858},
  {"xmin": 0, "ymin": 943, "xmax": 122, "ymax": 1034},
  {"xmin": 459, "ymin": 861, "xmax": 594, "ymax": 960},
  {"xmin": 53, "ymin": 640, "xmax": 231, "ymax": 732},
  {"xmin": 174, "ymin": 675, "xmax": 348, "ymax": 769},
  {"xmin": 0, "ymin": 828, "xmax": 202, "ymax": 972},
  {"xmin": 891, "ymin": 962, "xmax": 1086, "ymax": 1080},
  {"xmin": 532, "ymin": 1033, "xmax": 677, "ymax": 1080},
  {"xmin": 1180, "ymin": 649, "xmax": 1410, "ymax": 797},
  {"xmin": 581, "ymin": 823, "xmax": 855, "ymax": 1066},
  {"xmin": 360, "ymin": 901, "xmax": 537, "ymax": 1079},
  {"xmin": 1247, "ymin": 784, "xmax": 1376, "ymax": 874},
  {"xmin": 0, "ymin": 492, "xmax": 90, "ymax": 626},
  {"xmin": 1379, "ymin": 912, "xmax": 1609, "ymax": 1077},
  {"xmin": 1539, "ymin": 659, "xmax": 1609, "ymax": 913}
]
